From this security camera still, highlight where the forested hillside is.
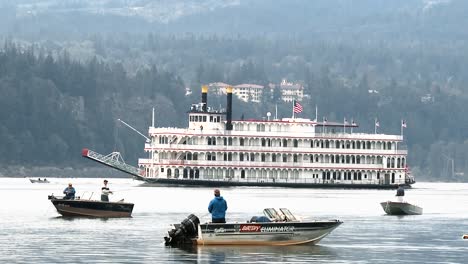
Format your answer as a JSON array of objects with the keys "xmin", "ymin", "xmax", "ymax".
[{"xmin": 1, "ymin": 0, "xmax": 468, "ymax": 181}]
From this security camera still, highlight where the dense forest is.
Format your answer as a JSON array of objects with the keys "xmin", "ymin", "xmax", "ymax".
[{"xmin": 1, "ymin": 0, "xmax": 468, "ymax": 181}]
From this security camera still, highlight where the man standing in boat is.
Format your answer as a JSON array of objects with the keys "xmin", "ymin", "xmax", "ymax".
[
  {"xmin": 396, "ymin": 185, "xmax": 405, "ymax": 202},
  {"xmin": 208, "ymin": 189, "xmax": 228, "ymax": 223},
  {"xmin": 63, "ymin": 183, "xmax": 76, "ymax": 200},
  {"xmin": 101, "ymin": 180, "xmax": 113, "ymax": 202}
]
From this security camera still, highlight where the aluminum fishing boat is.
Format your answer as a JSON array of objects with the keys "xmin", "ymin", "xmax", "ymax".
[
  {"xmin": 30, "ymin": 178, "xmax": 50, "ymax": 183},
  {"xmin": 165, "ymin": 208, "xmax": 342, "ymax": 246},
  {"xmin": 380, "ymin": 201, "xmax": 423, "ymax": 215},
  {"xmin": 48, "ymin": 195, "xmax": 134, "ymax": 217}
]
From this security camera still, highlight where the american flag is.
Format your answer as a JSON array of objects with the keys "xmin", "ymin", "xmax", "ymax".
[
  {"xmin": 293, "ymin": 100, "xmax": 303, "ymax": 113},
  {"xmin": 402, "ymin": 120, "xmax": 407, "ymax": 128}
]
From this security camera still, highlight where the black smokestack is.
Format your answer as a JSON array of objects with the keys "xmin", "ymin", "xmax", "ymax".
[
  {"xmin": 226, "ymin": 86, "xmax": 233, "ymax": 130},
  {"xmin": 201, "ymin": 85, "xmax": 208, "ymax": 112}
]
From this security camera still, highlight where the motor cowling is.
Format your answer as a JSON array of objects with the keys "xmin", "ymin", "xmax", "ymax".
[{"xmin": 164, "ymin": 214, "xmax": 200, "ymax": 246}]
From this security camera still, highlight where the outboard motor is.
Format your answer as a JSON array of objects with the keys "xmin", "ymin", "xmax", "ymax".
[{"xmin": 164, "ymin": 214, "xmax": 200, "ymax": 246}]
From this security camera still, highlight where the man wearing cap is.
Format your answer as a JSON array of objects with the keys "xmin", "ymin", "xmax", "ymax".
[
  {"xmin": 63, "ymin": 183, "xmax": 76, "ymax": 200},
  {"xmin": 101, "ymin": 180, "xmax": 113, "ymax": 202},
  {"xmin": 208, "ymin": 189, "xmax": 228, "ymax": 223}
]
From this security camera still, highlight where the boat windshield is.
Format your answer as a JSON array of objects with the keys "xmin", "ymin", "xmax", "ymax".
[
  {"xmin": 279, "ymin": 208, "xmax": 298, "ymax": 221},
  {"xmin": 263, "ymin": 208, "xmax": 287, "ymax": 221}
]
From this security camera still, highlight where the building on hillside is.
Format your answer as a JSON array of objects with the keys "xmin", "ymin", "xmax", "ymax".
[
  {"xmin": 208, "ymin": 82, "xmax": 231, "ymax": 95},
  {"xmin": 233, "ymin": 84, "xmax": 264, "ymax": 103},
  {"xmin": 279, "ymin": 79, "xmax": 304, "ymax": 102}
]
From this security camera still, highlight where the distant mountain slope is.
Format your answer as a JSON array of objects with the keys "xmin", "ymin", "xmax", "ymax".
[{"xmin": 1, "ymin": 0, "xmax": 467, "ymax": 39}]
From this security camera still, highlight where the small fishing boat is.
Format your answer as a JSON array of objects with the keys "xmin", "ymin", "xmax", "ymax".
[
  {"xmin": 30, "ymin": 178, "xmax": 50, "ymax": 183},
  {"xmin": 164, "ymin": 208, "xmax": 342, "ymax": 246},
  {"xmin": 380, "ymin": 201, "xmax": 423, "ymax": 215},
  {"xmin": 48, "ymin": 195, "xmax": 134, "ymax": 217}
]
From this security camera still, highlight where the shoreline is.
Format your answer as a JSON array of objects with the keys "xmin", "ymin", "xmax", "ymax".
[{"xmin": 0, "ymin": 165, "xmax": 130, "ymax": 178}]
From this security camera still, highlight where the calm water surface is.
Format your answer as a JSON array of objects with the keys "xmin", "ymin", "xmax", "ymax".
[{"xmin": 0, "ymin": 177, "xmax": 467, "ymax": 263}]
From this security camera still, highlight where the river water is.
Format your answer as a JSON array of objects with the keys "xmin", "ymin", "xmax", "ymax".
[{"xmin": 0, "ymin": 177, "xmax": 467, "ymax": 263}]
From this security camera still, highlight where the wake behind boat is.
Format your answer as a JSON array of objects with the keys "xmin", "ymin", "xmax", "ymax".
[
  {"xmin": 48, "ymin": 195, "xmax": 134, "ymax": 217},
  {"xmin": 165, "ymin": 208, "xmax": 342, "ymax": 246},
  {"xmin": 380, "ymin": 201, "xmax": 423, "ymax": 215}
]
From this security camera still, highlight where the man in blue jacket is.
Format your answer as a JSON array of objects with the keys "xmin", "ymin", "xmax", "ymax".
[
  {"xmin": 208, "ymin": 189, "xmax": 228, "ymax": 223},
  {"xmin": 63, "ymin": 183, "xmax": 76, "ymax": 200}
]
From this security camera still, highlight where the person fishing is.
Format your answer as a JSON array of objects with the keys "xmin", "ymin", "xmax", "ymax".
[
  {"xmin": 396, "ymin": 184, "xmax": 405, "ymax": 202},
  {"xmin": 208, "ymin": 189, "xmax": 228, "ymax": 223},
  {"xmin": 101, "ymin": 179, "xmax": 113, "ymax": 202},
  {"xmin": 63, "ymin": 183, "xmax": 76, "ymax": 200}
]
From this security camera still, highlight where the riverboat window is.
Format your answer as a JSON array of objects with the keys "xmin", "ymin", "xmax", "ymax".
[
  {"xmin": 250, "ymin": 153, "xmax": 255, "ymax": 161},
  {"xmin": 240, "ymin": 153, "xmax": 244, "ymax": 161},
  {"xmin": 377, "ymin": 172, "xmax": 380, "ymax": 180},
  {"xmin": 316, "ymin": 155, "xmax": 319, "ymax": 162},
  {"xmin": 208, "ymin": 137, "xmax": 216, "ymax": 145},
  {"xmin": 351, "ymin": 156, "xmax": 355, "ymax": 164},
  {"xmin": 325, "ymin": 140, "xmax": 329, "ymax": 148},
  {"xmin": 202, "ymin": 116, "xmax": 206, "ymax": 122},
  {"xmin": 261, "ymin": 154, "xmax": 266, "ymax": 162},
  {"xmin": 224, "ymin": 137, "xmax": 227, "ymax": 146},
  {"xmin": 282, "ymin": 139, "xmax": 288, "ymax": 147},
  {"xmin": 356, "ymin": 156, "xmax": 360, "ymax": 164},
  {"xmin": 240, "ymin": 138, "xmax": 245, "ymax": 146},
  {"xmin": 195, "ymin": 169, "xmax": 200, "ymax": 178},
  {"xmin": 387, "ymin": 158, "xmax": 391, "ymax": 168},
  {"xmin": 346, "ymin": 141, "xmax": 350, "ymax": 149},
  {"xmin": 357, "ymin": 141, "xmax": 361, "ymax": 149},
  {"xmin": 293, "ymin": 154, "xmax": 298, "ymax": 163},
  {"xmin": 167, "ymin": 169, "xmax": 171, "ymax": 177},
  {"xmin": 367, "ymin": 141, "xmax": 371, "ymax": 149},
  {"xmin": 282, "ymin": 154, "xmax": 287, "ymax": 162},
  {"xmin": 261, "ymin": 138, "xmax": 266, "ymax": 147},
  {"xmin": 210, "ymin": 116, "xmax": 213, "ymax": 122},
  {"xmin": 402, "ymin": 158, "xmax": 405, "ymax": 167},
  {"xmin": 161, "ymin": 168, "xmax": 164, "ymax": 172},
  {"xmin": 223, "ymin": 153, "xmax": 233, "ymax": 161},
  {"xmin": 272, "ymin": 154, "xmax": 277, "ymax": 162},
  {"xmin": 241, "ymin": 170, "xmax": 245, "ymax": 179},
  {"xmin": 293, "ymin": 139, "xmax": 298, "ymax": 148},
  {"xmin": 175, "ymin": 169, "xmax": 179, "ymax": 178},
  {"xmin": 331, "ymin": 155, "xmax": 335, "ymax": 163}
]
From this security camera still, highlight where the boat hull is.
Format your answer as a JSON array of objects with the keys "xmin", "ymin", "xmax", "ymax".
[
  {"xmin": 49, "ymin": 198, "xmax": 134, "ymax": 217},
  {"xmin": 380, "ymin": 201, "xmax": 422, "ymax": 215},
  {"xmin": 136, "ymin": 177, "xmax": 409, "ymax": 189},
  {"xmin": 196, "ymin": 221, "xmax": 342, "ymax": 246}
]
